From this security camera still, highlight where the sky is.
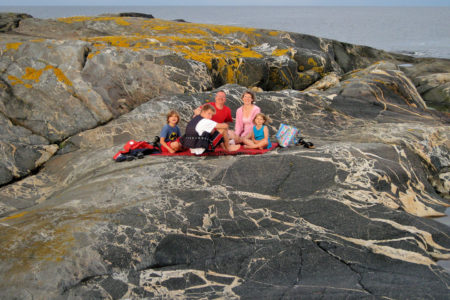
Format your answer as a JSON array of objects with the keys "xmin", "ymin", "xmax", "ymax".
[{"xmin": 1, "ymin": 0, "xmax": 449, "ymax": 6}]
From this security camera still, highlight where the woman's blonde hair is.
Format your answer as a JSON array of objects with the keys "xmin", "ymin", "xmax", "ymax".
[
  {"xmin": 253, "ymin": 113, "xmax": 272, "ymax": 125},
  {"xmin": 166, "ymin": 110, "xmax": 180, "ymax": 124}
]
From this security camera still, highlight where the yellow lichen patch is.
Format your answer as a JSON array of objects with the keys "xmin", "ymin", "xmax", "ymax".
[
  {"xmin": 0, "ymin": 211, "xmax": 28, "ymax": 222},
  {"xmin": 57, "ymin": 16, "xmax": 93, "ymax": 23},
  {"xmin": 22, "ymin": 67, "xmax": 45, "ymax": 82},
  {"xmin": 0, "ymin": 206, "xmax": 121, "ymax": 276},
  {"xmin": 9, "ymin": 66, "xmax": 72, "ymax": 87},
  {"xmin": 58, "ymin": 16, "xmax": 130, "ymax": 26},
  {"xmin": 312, "ymin": 66, "xmax": 325, "ymax": 75},
  {"xmin": 209, "ymin": 24, "xmax": 257, "ymax": 36},
  {"xmin": 272, "ymin": 48, "xmax": 290, "ymax": 57},
  {"xmin": 78, "ymin": 19, "xmax": 267, "ymax": 85},
  {"xmin": 308, "ymin": 57, "xmax": 318, "ymax": 66},
  {"xmin": 52, "ymin": 67, "xmax": 72, "ymax": 86},
  {"xmin": 141, "ymin": 18, "xmax": 260, "ymax": 38},
  {"xmin": 214, "ymin": 43, "xmax": 226, "ymax": 51},
  {"xmin": 5, "ymin": 42, "xmax": 22, "ymax": 51},
  {"xmin": 7, "ymin": 75, "xmax": 24, "ymax": 86},
  {"xmin": 114, "ymin": 18, "xmax": 131, "ymax": 26},
  {"xmin": 87, "ymin": 50, "xmax": 101, "ymax": 59},
  {"xmin": 86, "ymin": 33, "xmax": 264, "ymax": 73},
  {"xmin": 146, "ymin": 23, "xmax": 211, "ymax": 37},
  {"xmin": 84, "ymin": 35, "xmax": 161, "ymax": 52}
]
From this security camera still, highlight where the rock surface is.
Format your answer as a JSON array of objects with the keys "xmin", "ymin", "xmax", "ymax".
[
  {"xmin": 0, "ymin": 13, "xmax": 449, "ymax": 299},
  {"xmin": 1, "ymin": 13, "xmax": 449, "ymax": 185},
  {"xmin": 400, "ymin": 59, "xmax": 450, "ymax": 112}
]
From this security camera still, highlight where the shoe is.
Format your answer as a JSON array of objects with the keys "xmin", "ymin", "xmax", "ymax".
[
  {"xmin": 304, "ymin": 142, "xmax": 315, "ymax": 149},
  {"xmin": 297, "ymin": 137, "xmax": 306, "ymax": 146}
]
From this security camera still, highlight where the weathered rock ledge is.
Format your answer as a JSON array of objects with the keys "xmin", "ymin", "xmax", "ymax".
[
  {"xmin": 0, "ymin": 13, "xmax": 449, "ymax": 299},
  {"xmin": 1, "ymin": 12, "xmax": 449, "ymax": 186}
]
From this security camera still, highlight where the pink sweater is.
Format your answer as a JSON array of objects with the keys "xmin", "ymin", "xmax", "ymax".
[{"xmin": 234, "ymin": 105, "xmax": 261, "ymax": 138}]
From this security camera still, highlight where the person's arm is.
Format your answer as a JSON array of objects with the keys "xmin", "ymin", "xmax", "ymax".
[
  {"xmin": 215, "ymin": 122, "xmax": 229, "ymax": 130},
  {"xmin": 193, "ymin": 106, "xmax": 202, "ymax": 117},
  {"xmin": 249, "ymin": 129, "xmax": 256, "ymax": 143},
  {"xmin": 262, "ymin": 126, "xmax": 270, "ymax": 144},
  {"xmin": 234, "ymin": 107, "xmax": 243, "ymax": 136},
  {"xmin": 160, "ymin": 136, "xmax": 175, "ymax": 153},
  {"xmin": 242, "ymin": 130, "xmax": 254, "ymax": 146}
]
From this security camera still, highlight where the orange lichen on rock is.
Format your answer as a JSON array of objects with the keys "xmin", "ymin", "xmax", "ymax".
[
  {"xmin": 7, "ymin": 75, "xmax": 32, "ymax": 88},
  {"xmin": 84, "ymin": 33, "xmax": 263, "ymax": 77},
  {"xmin": 141, "ymin": 18, "xmax": 261, "ymax": 38},
  {"xmin": 8, "ymin": 66, "xmax": 72, "ymax": 88},
  {"xmin": 58, "ymin": 16, "xmax": 131, "ymax": 26},
  {"xmin": 5, "ymin": 42, "xmax": 22, "ymax": 51},
  {"xmin": 68, "ymin": 18, "xmax": 275, "ymax": 84},
  {"xmin": 272, "ymin": 48, "xmax": 290, "ymax": 57}
]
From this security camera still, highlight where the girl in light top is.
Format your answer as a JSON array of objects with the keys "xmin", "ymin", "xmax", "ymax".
[
  {"xmin": 243, "ymin": 113, "xmax": 272, "ymax": 150},
  {"xmin": 233, "ymin": 91, "xmax": 261, "ymax": 144}
]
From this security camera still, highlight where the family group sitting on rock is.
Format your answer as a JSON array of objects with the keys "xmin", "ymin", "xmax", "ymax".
[{"xmin": 159, "ymin": 90, "xmax": 272, "ymax": 155}]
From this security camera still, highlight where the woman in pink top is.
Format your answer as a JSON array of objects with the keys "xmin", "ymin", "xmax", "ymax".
[{"xmin": 233, "ymin": 91, "xmax": 261, "ymax": 144}]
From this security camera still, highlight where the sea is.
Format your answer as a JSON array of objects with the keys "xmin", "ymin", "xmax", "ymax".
[{"xmin": 1, "ymin": 5, "xmax": 450, "ymax": 59}]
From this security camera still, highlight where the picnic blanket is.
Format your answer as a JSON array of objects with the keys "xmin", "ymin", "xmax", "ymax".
[
  {"xmin": 113, "ymin": 140, "xmax": 278, "ymax": 162},
  {"xmin": 155, "ymin": 143, "xmax": 278, "ymax": 157}
]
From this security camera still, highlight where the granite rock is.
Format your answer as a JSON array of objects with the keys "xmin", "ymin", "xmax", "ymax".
[
  {"xmin": 0, "ymin": 14, "xmax": 449, "ymax": 299},
  {"xmin": 1, "ymin": 72, "xmax": 449, "ymax": 298},
  {"xmin": 399, "ymin": 59, "xmax": 450, "ymax": 112},
  {"xmin": 0, "ymin": 12, "xmax": 32, "ymax": 32}
]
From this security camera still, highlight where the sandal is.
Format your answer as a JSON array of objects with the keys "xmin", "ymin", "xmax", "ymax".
[{"xmin": 304, "ymin": 142, "xmax": 315, "ymax": 149}]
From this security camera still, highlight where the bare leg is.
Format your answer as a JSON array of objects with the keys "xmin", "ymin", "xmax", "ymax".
[
  {"xmin": 170, "ymin": 141, "xmax": 182, "ymax": 152},
  {"xmin": 244, "ymin": 139, "xmax": 268, "ymax": 149},
  {"xmin": 228, "ymin": 130, "xmax": 240, "ymax": 145},
  {"xmin": 243, "ymin": 138, "xmax": 255, "ymax": 148},
  {"xmin": 219, "ymin": 129, "xmax": 240, "ymax": 152},
  {"xmin": 233, "ymin": 133, "xmax": 243, "ymax": 145}
]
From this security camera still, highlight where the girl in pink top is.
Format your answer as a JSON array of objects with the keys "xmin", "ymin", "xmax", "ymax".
[{"xmin": 233, "ymin": 91, "xmax": 261, "ymax": 144}]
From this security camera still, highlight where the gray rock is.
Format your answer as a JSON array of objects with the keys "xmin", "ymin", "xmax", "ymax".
[
  {"xmin": 0, "ymin": 15, "xmax": 449, "ymax": 299},
  {"xmin": 235, "ymin": 57, "xmax": 269, "ymax": 89},
  {"xmin": 1, "ymin": 72, "xmax": 449, "ymax": 298},
  {"xmin": 415, "ymin": 73, "xmax": 450, "ymax": 112},
  {"xmin": 399, "ymin": 59, "xmax": 450, "ymax": 112},
  {"xmin": 118, "ymin": 12, "xmax": 154, "ymax": 19},
  {"xmin": 0, "ymin": 12, "xmax": 32, "ymax": 32}
]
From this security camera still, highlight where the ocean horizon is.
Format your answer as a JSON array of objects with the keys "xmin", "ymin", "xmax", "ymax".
[{"xmin": 1, "ymin": 5, "xmax": 450, "ymax": 59}]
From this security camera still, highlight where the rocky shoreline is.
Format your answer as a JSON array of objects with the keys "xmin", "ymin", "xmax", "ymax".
[{"xmin": 0, "ymin": 12, "xmax": 449, "ymax": 299}]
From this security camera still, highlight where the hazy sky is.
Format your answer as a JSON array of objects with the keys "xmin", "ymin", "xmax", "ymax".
[{"xmin": 1, "ymin": 0, "xmax": 449, "ymax": 6}]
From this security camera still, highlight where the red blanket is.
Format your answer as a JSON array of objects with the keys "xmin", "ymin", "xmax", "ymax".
[
  {"xmin": 156, "ymin": 143, "xmax": 278, "ymax": 156},
  {"xmin": 113, "ymin": 140, "xmax": 278, "ymax": 161}
]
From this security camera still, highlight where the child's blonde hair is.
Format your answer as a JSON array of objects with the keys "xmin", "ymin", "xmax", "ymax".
[
  {"xmin": 253, "ymin": 113, "xmax": 272, "ymax": 125},
  {"xmin": 201, "ymin": 103, "xmax": 216, "ymax": 114},
  {"xmin": 166, "ymin": 110, "xmax": 180, "ymax": 124}
]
